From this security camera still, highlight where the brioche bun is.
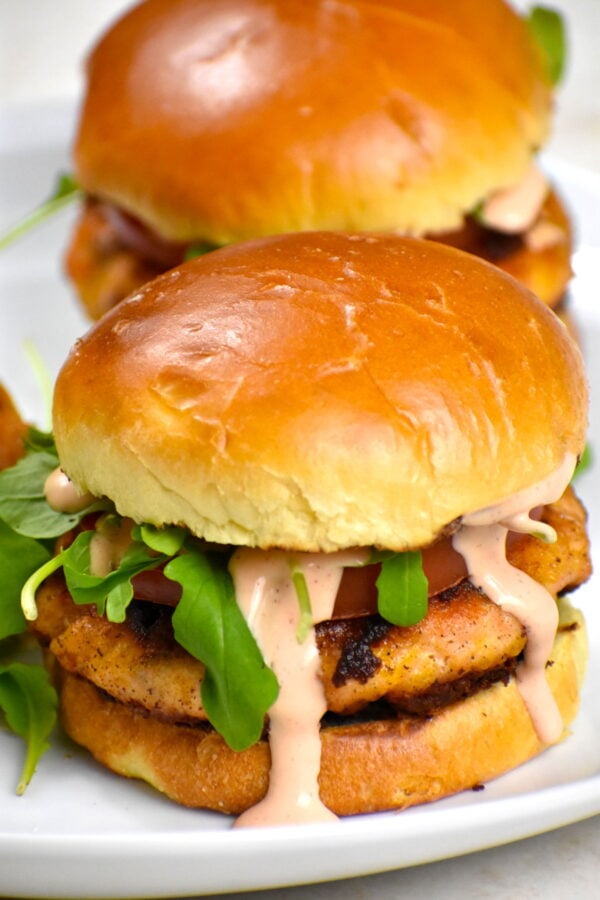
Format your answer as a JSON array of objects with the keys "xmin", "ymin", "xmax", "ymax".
[
  {"xmin": 49, "ymin": 597, "xmax": 587, "ymax": 816},
  {"xmin": 53, "ymin": 232, "xmax": 587, "ymax": 552},
  {"xmin": 73, "ymin": 0, "xmax": 552, "ymax": 244}
]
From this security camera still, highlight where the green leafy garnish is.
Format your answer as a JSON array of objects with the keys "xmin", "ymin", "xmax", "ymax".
[
  {"xmin": 0, "ymin": 663, "xmax": 57, "ymax": 794},
  {"xmin": 0, "ymin": 433, "xmax": 102, "ymax": 791},
  {"xmin": 24, "ymin": 426, "xmax": 59, "ymax": 454},
  {"xmin": 20, "ymin": 554, "xmax": 67, "ymax": 621},
  {"xmin": 375, "ymin": 550, "xmax": 429, "ymax": 627},
  {"xmin": 184, "ymin": 242, "xmax": 217, "ymax": 261},
  {"xmin": 0, "ymin": 520, "xmax": 51, "ymax": 640},
  {"xmin": 134, "ymin": 523, "xmax": 186, "ymax": 556},
  {"xmin": 0, "ymin": 172, "xmax": 82, "ymax": 250},
  {"xmin": 0, "ymin": 432, "xmax": 62, "ymax": 791},
  {"xmin": 0, "ymin": 450, "xmax": 72, "ymax": 538},
  {"xmin": 0, "ymin": 449, "xmax": 100, "ymax": 539},
  {"xmin": 166, "ymin": 552, "xmax": 279, "ymax": 751},
  {"xmin": 21, "ymin": 527, "xmax": 168, "ymax": 623},
  {"xmin": 531, "ymin": 524, "xmax": 557, "ymax": 544},
  {"xmin": 18, "ymin": 511, "xmax": 279, "ymax": 752},
  {"xmin": 63, "ymin": 531, "xmax": 167, "ymax": 620},
  {"xmin": 528, "ymin": 6, "xmax": 566, "ymax": 85},
  {"xmin": 291, "ymin": 568, "xmax": 313, "ymax": 643},
  {"xmin": 0, "ymin": 434, "xmax": 64, "ymax": 635}
]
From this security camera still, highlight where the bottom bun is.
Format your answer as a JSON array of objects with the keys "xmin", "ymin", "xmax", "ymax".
[{"xmin": 50, "ymin": 598, "xmax": 587, "ymax": 817}]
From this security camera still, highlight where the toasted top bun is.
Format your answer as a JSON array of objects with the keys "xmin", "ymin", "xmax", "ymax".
[
  {"xmin": 53, "ymin": 233, "xmax": 587, "ymax": 551},
  {"xmin": 73, "ymin": 0, "xmax": 553, "ymax": 244}
]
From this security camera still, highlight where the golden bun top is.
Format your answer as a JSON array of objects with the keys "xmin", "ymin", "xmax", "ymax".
[
  {"xmin": 53, "ymin": 233, "xmax": 587, "ymax": 552},
  {"xmin": 73, "ymin": 0, "xmax": 553, "ymax": 244}
]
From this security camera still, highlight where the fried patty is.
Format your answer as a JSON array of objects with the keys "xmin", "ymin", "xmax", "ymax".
[{"xmin": 31, "ymin": 488, "xmax": 590, "ymax": 726}]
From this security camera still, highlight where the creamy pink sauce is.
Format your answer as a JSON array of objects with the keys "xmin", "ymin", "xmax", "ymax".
[
  {"xmin": 481, "ymin": 165, "xmax": 548, "ymax": 234},
  {"xmin": 230, "ymin": 547, "xmax": 369, "ymax": 827},
  {"xmin": 525, "ymin": 220, "xmax": 564, "ymax": 252},
  {"xmin": 89, "ymin": 519, "xmax": 134, "ymax": 577},
  {"xmin": 452, "ymin": 454, "xmax": 576, "ymax": 745},
  {"xmin": 44, "ymin": 467, "xmax": 95, "ymax": 513}
]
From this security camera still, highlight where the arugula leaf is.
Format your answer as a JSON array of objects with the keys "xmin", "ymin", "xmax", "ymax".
[
  {"xmin": 0, "ymin": 172, "xmax": 82, "ymax": 250},
  {"xmin": 21, "ymin": 526, "xmax": 169, "ymax": 623},
  {"xmin": 0, "ymin": 520, "xmax": 51, "ymax": 639},
  {"xmin": 528, "ymin": 6, "xmax": 566, "ymax": 85},
  {"xmin": 165, "ymin": 551, "xmax": 279, "ymax": 751},
  {"xmin": 135, "ymin": 523, "xmax": 186, "ymax": 556},
  {"xmin": 0, "ymin": 662, "xmax": 57, "ymax": 794},
  {"xmin": 22, "ymin": 342, "xmax": 54, "ymax": 432},
  {"xmin": 20, "ymin": 518, "xmax": 279, "ymax": 752},
  {"xmin": 0, "ymin": 450, "xmax": 100, "ymax": 539},
  {"xmin": 105, "ymin": 580, "xmax": 135, "ymax": 623},
  {"xmin": 62, "ymin": 530, "xmax": 168, "ymax": 619},
  {"xmin": 184, "ymin": 242, "xmax": 217, "ymax": 261},
  {"xmin": 375, "ymin": 550, "xmax": 429, "ymax": 627},
  {"xmin": 21, "ymin": 554, "xmax": 68, "ymax": 621}
]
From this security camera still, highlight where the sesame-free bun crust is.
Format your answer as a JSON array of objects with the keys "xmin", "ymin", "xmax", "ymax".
[
  {"xmin": 53, "ymin": 233, "xmax": 587, "ymax": 552},
  {"xmin": 50, "ymin": 598, "xmax": 587, "ymax": 816},
  {"xmin": 73, "ymin": 0, "xmax": 552, "ymax": 243}
]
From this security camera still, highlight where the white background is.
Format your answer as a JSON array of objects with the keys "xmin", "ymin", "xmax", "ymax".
[{"xmin": 0, "ymin": 3, "xmax": 599, "ymax": 899}]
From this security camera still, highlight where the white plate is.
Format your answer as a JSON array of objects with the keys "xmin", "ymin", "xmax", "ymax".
[{"xmin": 0, "ymin": 103, "xmax": 599, "ymax": 900}]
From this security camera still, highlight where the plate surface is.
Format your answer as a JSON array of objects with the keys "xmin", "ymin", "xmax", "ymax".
[{"xmin": 0, "ymin": 104, "xmax": 599, "ymax": 900}]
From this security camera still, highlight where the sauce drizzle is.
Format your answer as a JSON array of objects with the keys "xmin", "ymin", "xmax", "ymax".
[
  {"xmin": 44, "ymin": 467, "xmax": 94, "ymax": 513},
  {"xmin": 230, "ymin": 547, "xmax": 369, "ymax": 827},
  {"xmin": 452, "ymin": 454, "xmax": 576, "ymax": 745},
  {"xmin": 481, "ymin": 165, "xmax": 548, "ymax": 234}
]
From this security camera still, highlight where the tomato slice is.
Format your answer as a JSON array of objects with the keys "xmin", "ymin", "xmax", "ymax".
[{"xmin": 130, "ymin": 514, "xmax": 539, "ymax": 619}]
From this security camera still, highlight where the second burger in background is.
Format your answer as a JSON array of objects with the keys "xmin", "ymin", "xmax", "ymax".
[{"xmin": 65, "ymin": 0, "xmax": 572, "ymax": 318}]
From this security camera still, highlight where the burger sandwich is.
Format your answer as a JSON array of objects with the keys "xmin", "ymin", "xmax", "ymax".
[
  {"xmin": 17, "ymin": 232, "xmax": 590, "ymax": 824},
  {"xmin": 64, "ymin": 0, "xmax": 572, "ymax": 320}
]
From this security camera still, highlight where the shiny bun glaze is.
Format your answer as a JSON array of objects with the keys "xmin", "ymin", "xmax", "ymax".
[
  {"xmin": 53, "ymin": 232, "xmax": 587, "ymax": 552},
  {"xmin": 73, "ymin": 0, "xmax": 552, "ymax": 244}
]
